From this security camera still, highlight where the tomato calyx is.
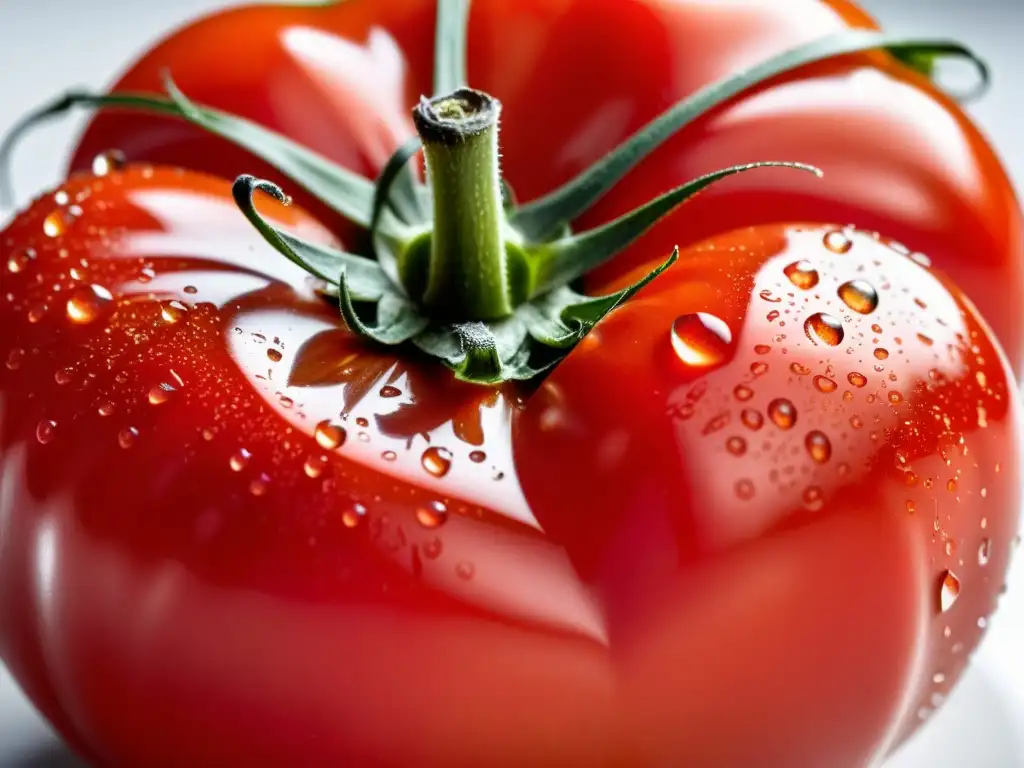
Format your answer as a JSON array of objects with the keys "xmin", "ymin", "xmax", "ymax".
[{"xmin": 0, "ymin": 1, "xmax": 992, "ymax": 385}]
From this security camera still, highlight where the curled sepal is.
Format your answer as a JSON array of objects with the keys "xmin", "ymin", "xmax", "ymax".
[
  {"xmin": 371, "ymin": 137, "xmax": 425, "ymax": 233},
  {"xmin": 534, "ymin": 163, "xmax": 820, "ymax": 295},
  {"xmin": 232, "ymin": 175, "xmax": 390, "ymax": 301},
  {"xmin": 338, "ymin": 270, "xmax": 429, "ymax": 345}
]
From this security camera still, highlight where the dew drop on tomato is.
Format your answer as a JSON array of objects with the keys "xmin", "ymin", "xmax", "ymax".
[
  {"xmin": 160, "ymin": 300, "xmax": 189, "ymax": 324},
  {"xmin": 229, "ymin": 448, "xmax": 252, "ymax": 471},
  {"xmin": 118, "ymin": 427, "xmax": 139, "ymax": 449},
  {"xmin": 54, "ymin": 368, "xmax": 73, "ymax": 386},
  {"xmin": 848, "ymin": 372, "xmax": 868, "ymax": 388},
  {"xmin": 249, "ymin": 474, "xmax": 271, "ymax": 497},
  {"xmin": 784, "ymin": 260, "xmax": 820, "ymax": 289},
  {"xmin": 726, "ymin": 436, "xmax": 747, "ymax": 456},
  {"xmin": 469, "ymin": 450, "xmax": 486, "ymax": 463},
  {"xmin": 940, "ymin": 571, "xmax": 961, "ymax": 613},
  {"xmin": 804, "ymin": 312, "xmax": 844, "ymax": 346},
  {"xmin": 455, "ymin": 561, "xmax": 476, "ymax": 580},
  {"xmin": 423, "ymin": 538, "xmax": 443, "ymax": 559},
  {"xmin": 790, "ymin": 362, "xmax": 811, "ymax": 376},
  {"xmin": 97, "ymin": 402, "xmax": 116, "ymax": 417},
  {"xmin": 6, "ymin": 247, "xmax": 35, "ymax": 274},
  {"xmin": 342, "ymin": 503, "xmax": 367, "ymax": 529},
  {"xmin": 379, "ymin": 385, "xmax": 402, "ymax": 398},
  {"xmin": 734, "ymin": 384, "xmax": 754, "ymax": 401},
  {"xmin": 875, "ymin": 348, "xmax": 890, "ymax": 360},
  {"xmin": 267, "ymin": 348, "xmax": 283, "ymax": 363},
  {"xmin": 381, "ymin": 450, "xmax": 397, "ymax": 462},
  {"xmin": 768, "ymin": 398, "xmax": 797, "ymax": 430},
  {"xmin": 148, "ymin": 383, "xmax": 177, "ymax": 405},
  {"xmin": 823, "ymin": 229, "xmax": 853, "ymax": 254},
  {"xmin": 735, "ymin": 479, "xmax": 756, "ymax": 500},
  {"xmin": 314, "ymin": 420, "xmax": 346, "ymax": 450},
  {"xmin": 65, "ymin": 284, "xmax": 113, "ymax": 325},
  {"xmin": 91, "ymin": 149, "xmax": 127, "ymax": 177},
  {"xmin": 741, "ymin": 408, "xmax": 764, "ymax": 431},
  {"xmin": 422, "ymin": 446, "xmax": 453, "ymax": 478},
  {"xmin": 303, "ymin": 455, "xmax": 328, "ymax": 478},
  {"xmin": 6, "ymin": 348, "xmax": 25, "ymax": 371},
  {"xmin": 979, "ymin": 539, "xmax": 992, "ymax": 566},
  {"xmin": 837, "ymin": 280, "xmax": 879, "ymax": 314},
  {"xmin": 805, "ymin": 431, "xmax": 832, "ymax": 463},
  {"xmin": 670, "ymin": 312, "xmax": 732, "ymax": 369},
  {"xmin": 814, "ymin": 375, "xmax": 837, "ymax": 393},
  {"xmin": 416, "ymin": 501, "xmax": 448, "ymax": 529},
  {"xmin": 35, "ymin": 419, "xmax": 57, "ymax": 445}
]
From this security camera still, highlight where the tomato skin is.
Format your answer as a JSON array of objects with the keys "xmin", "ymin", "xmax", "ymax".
[
  {"xmin": 514, "ymin": 224, "xmax": 1020, "ymax": 765},
  {"xmin": 70, "ymin": 0, "xmax": 1024, "ymax": 368}
]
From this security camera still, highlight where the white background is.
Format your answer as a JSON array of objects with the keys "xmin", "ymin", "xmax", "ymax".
[{"xmin": 0, "ymin": 1, "xmax": 1022, "ymax": 766}]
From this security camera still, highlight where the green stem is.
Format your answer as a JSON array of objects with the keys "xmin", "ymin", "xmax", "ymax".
[{"xmin": 412, "ymin": 89, "xmax": 511, "ymax": 321}]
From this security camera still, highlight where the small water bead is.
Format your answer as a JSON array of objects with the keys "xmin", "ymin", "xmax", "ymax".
[
  {"xmin": 790, "ymin": 363, "xmax": 811, "ymax": 376},
  {"xmin": 422, "ymin": 446, "xmax": 453, "ymax": 478},
  {"xmin": 314, "ymin": 420, "xmax": 346, "ymax": 450},
  {"xmin": 356, "ymin": 417, "xmax": 370, "ymax": 428},
  {"xmin": 670, "ymin": 313, "xmax": 733, "ymax": 368},
  {"xmin": 249, "ymin": 474, "xmax": 271, "ymax": 497},
  {"xmin": 342, "ymin": 503, "xmax": 368, "ymax": 529},
  {"xmin": 906, "ymin": 500, "xmax": 916, "ymax": 514},
  {"xmin": 750, "ymin": 362, "xmax": 769, "ymax": 377},
  {"xmin": 805, "ymin": 431, "xmax": 832, "ymax": 463},
  {"xmin": 978, "ymin": 539, "xmax": 992, "ymax": 566},
  {"xmin": 118, "ymin": 427, "xmax": 139, "ymax": 449},
  {"xmin": 469, "ymin": 450, "xmax": 486, "ymax": 463},
  {"xmin": 741, "ymin": 409, "xmax": 764, "ymax": 431},
  {"xmin": 379, "ymin": 385, "xmax": 402, "ymax": 399},
  {"xmin": 304, "ymin": 455, "xmax": 328, "ymax": 478},
  {"xmin": 65, "ymin": 284, "xmax": 114, "ymax": 325},
  {"xmin": 36, "ymin": 419, "xmax": 57, "ymax": 444},
  {"xmin": 754, "ymin": 344, "xmax": 772, "ymax": 355},
  {"xmin": 767, "ymin": 398, "xmax": 797, "ymax": 430},
  {"xmin": 43, "ymin": 207, "xmax": 81, "ymax": 238},
  {"xmin": 160, "ymin": 300, "xmax": 189, "ymax": 324},
  {"xmin": 54, "ymin": 367, "xmax": 74, "ymax": 385},
  {"xmin": 267, "ymin": 348, "xmax": 283, "ymax": 363},
  {"xmin": 91, "ymin": 149, "xmax": 126, "ymax": 176},
  {"xmin": 7, "ymin": 247, "xmax": 35, "ymax": 273},
  {"xmin": 784, "ymin": 260, "xmax": 820, "ymax": 289},
  {"xmin": 944, "ymin": 540, "xmax": 957, "ymax": 557},
  {"xmin": 422, "ymin": 537, "xmax": 444, "ymax": 560},
  {"xmin": 455, "ymin": 561, "xmax": 476, "ymax": 580},
  {"xmin": 767, "ymin": 310, "xmax": 780, "ymax": 322},
  {"xmin": 759, "ymin": 289, "xmax": 783, "ymax": 303},
  {"xmin": 726, "ymin": 436, "xmax": 747, "ymax": 456},
  {"xmin": 814, "ymin": 375, "xmax": 837, "ymax": 393},
  {"xmin": 947, "ymin": 479, "xmax": 958, "ymax": 493},
  {"xmin": 734, "ymin": 384, "xmax": 754, "ymax": 401},
  {"xmin": 850, "ymin": 415, "xmax": 864, "ymax": 429},
  {"xmin": 874, "ymin": 348, "xmax": 890, "ymax": 360},
  {"xmin": 137, "ymin": 267, "xmax": 156, "ymax": 283},
  {"xmin": 148, "ymin": 383, "xmax": 176, "ymax": 405},
  {"xmin": 802, "ymin": 486, "xmax": 825, "ymax": 511},
  {"xmin": 823, "ymin": 229, "xmax": 853, "ymax": 254},
  {"xmin": 735, "ymin": 479, "xmax": 756, "ymax": 500},
  {"xmin": 381, "ymin": 450, "xmax": 397, "ymax": 462},
  {"xmin": 888, "ymin": 392, "xmax": 903, "ymax": 405},
  {"xmin": 26, "ymin": 303, "xmax": 47, "ymax": 323},
  {"xmin": 939, "ymin": 571, "xmax": 961, "ymax": 613},
  {"xmin": 416, "ymin": 501, "xmax": 448, "ymax": 529},
  {"xmin": 804, "ymin": 313, "xmax": 845, "ymax": 347},
  {"xmin": 97, "ymin": 402, "xmax": 116, "ymax": 417},
  {"xmin": 54, "ymin": 190, "xmax": 70, "ymax": 205},
  {"xmin": 229, "ymin": 448, "xmax": 252, "ymax": 471},
  {"xmin": 836, "ymin": 280, "xmax": 879, "ymax": 315},
  {"xmin": 6, "ymin": 348, "xmax": 25, "ymax": 370}
]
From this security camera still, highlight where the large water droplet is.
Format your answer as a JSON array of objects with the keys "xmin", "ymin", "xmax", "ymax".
[
  {"xmin": 805, "ymin": 313, "xmax": 844, "ymax": 346},
  {"xmin": 784, "ymin": 260, "xmax": 820, "ymax": 289},
  {"xmin": 837, "ymin": 280, "xmax": 879, "ymax": 314},
  {"xmin": 36, "ymin": 419, "xmax": 57, "ymax": 444},
  {"xmin": 416, "ymin": 500, "xmax": 448, "ymax": 529},
  {"xmin": 422, "ymin": 446, "xmax": 453, "ymax": 478},
  {"xmin": 805, "ymin": 431, "xmax": 832, "ymax": 463},
  {"xmin": 823, "ymin": 229, "xmax": 853, "ymax": 254},
  {"xmin": 314, "ymin": 420, "xmax": 346, "ymax": 450},
  {"xmin": 671, "ymin": 312, "xmax": 732, "ymax": 368},
  {"xmin": 91, "ymin": 149, "xmax": 126, "ymax": 177},
  {"xmin": 65, "ymin": 284, "xmax": 113, "ymax": 325},
  {"xmin": 848, "ymin": 372, "xmax": 867, "ymax": 388},
  {"xmin": 939, "ymin": 571, "xmax": 961, "ymax": 612},
  {"xmin": 768, "ymin": 398, "xmax": 797, "ymax": 430},
  {"xmin": 874, "ymin": 348, "xmax": 889, "ymax": 360}
]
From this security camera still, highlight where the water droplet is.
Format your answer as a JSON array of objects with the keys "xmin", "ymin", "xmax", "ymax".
[
  {"xmin": 947, "ymin": 478, "xmax": 958, "ymax": 493},
  {"xmin": 356, "ymin": 417, "xmax": 370, "ymax": 428},
  {"xmin": 36, "ymin": 419, "xmax": 57, "ymax": 444},
  {"xmin": 814, "ymin": 375, "xmax": 837, "ymax": 393},
  {"xmin": 6, "ymin": 348, "xmax": 25, "ymax": 370},
  {"xmin": 229, "ymin": 448, "xmax": 251, "ymax": 471},
  {"xmin": 848, "ymin": 372, "xmax": 867, "ymax": 388},
  {"xmin": 837, "ymin": 280, "xmax": 879, "ymax": 314},
  {"xmin": 767, "ymin": 310, "xmax": 780, "ymax": 322},
  {"xmin": 148, "ymin": 382, "xmax": 176, "ymax": 405},
  {"xmin": 118, "ymin": 426, "xmax": 139, "ymax": 449},
  {"xmin": 91, "ymin": 149, "xmax": 126, "ymax": 176},
  {"xmin": 422, "ymin": 538, "xmax": 443, "ymax": 560},
  {"xmin": 790, "ymin": 362, "xmax": 811, "ymax": 376},
  {"xmin": 379, "ymin": 385, "xmax": 402, "ymax": 398},
  {"xmin": 735, "ymin": 479, "xmax": 755, "ymax": 500},
  {"xmin": 906, "ymin": 500, "xmax": 916, "ymax": 514},
  {"xmin": 54, "ymin": 367, "xmax": 73, "ymax": 385},
  {"xmin": 888, "ymin": 391, "xmax": 903, "ymax": 404},
  {"xmin": 803, "ymin": 486, "xmax": 825, "ymax": 511},
  {"xmin": 342, "ymin": 503, "xmax": 367, "ymax": 528},
  {"xmin": 304, "ymin": 455, "xmax": 328, "ymax": 478},
  {"xmin": 760, "ymin": 289, "xmax": 782, "ymax": 303},
  {"xmin": 730, "ymin": 385, "xmax": 752, "ymax": 403},
  {"xmin": 267, "ymin": 348, "xmax": 283, "ymax": 363},
  {"xmin": 160, "ymin": 300, "xmax": 188, "ymax": 324},
  {"xmin": 6, "ymin": 247, "xmax": 35, "ymax": 274},
  {"xmin": 823, "ymin": 229, "xmax": 853, "ymax": 254},
  {"xmin": 249, "ymin": 474, "xmax": 271, "ymax": 496},
  {"xmin": 670, "ymin": 313, "xmax": 733, "ymax": 368},
  {"xmin": 768, "ymin": 398, "xmax": 797, "ymax": 430},
  {"xmin": 805, "ymin": 313, "xmax": 844, "ymax": 347},
  {"xmin": 422, "ymin": 446, "xmax": 453, "ymax": 477},
  {"xmin": 850, "ymin": 415, "xmax": 864, "ymax": 429},
  {"xmin": 939, "ymin": 571, "xmax": 961, "ymax": 612},
  {"xmin": 54, "ymin": 190, "xmax": 69, "ymax": 206},
  {"xmin": 726, "ymin": 436, "xmax": 747, "ymax": 456},
  {"xmin": 784, "ymin": 260, "xmax": 820, "ymax": 289},
  {"xmin": 65, "ymin": 284, "xmax": 113, "ymax": 324},
  {"xmin": 741, "ymin": 409, "xmax": 764, "ymax": 431},
  {"xmin": 455, "ymin": 561, "xmax": 476, "ymax": 580},
  {"xmin": 381, "ymin": 450, "xmax": 397, "ymax": 462},
  {"xmin": 750, "ymin": 362, "xmax": 768, "ymax": 377},
  {"xmin": 314, "ymin": 420, "xmax": 346, "ymax": 450},
  {"xmin": 416, "ymin": 500, "xmax": 448, "ymax": 529},
  {"xmin": 874, "ymin": 348, "xmax": 889, "ymax": 360},
  {"xmin": 978, "ymin": 539, "xmax": 992, "ymax": 566},
  {"xmin": 42, "ymin": 207, "xmax": 78, "ymax": 238},
  {"xmin": 933, "ymin": 672, "xmax": 946, "ymax": 684},
  {"xmin": 97, "ymin": 401, "xmax": 115, "ymax": 417},
  {"xmin": 469, "ymin": 450, "xmax": 486, "ymax": 463},
  {"xmin": 754, "ymin": 344, "xmax": 772, "ymax": 355},
  {"xmin": 805, "ymin": 431, "xmax": 832, "ymax": 463}
]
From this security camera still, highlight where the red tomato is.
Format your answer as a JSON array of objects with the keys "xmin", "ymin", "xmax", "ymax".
[{"xmin": 70, "ymin": 0, "xmax": 1024, "ymax": 367}]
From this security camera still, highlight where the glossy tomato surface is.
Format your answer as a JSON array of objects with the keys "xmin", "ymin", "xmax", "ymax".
[
  {"xmin": 0, "ymin": 163, "xmax": 1019, "ymax": 765},
  {"xmin": 70, "ymin": 0, "xmax": 1024, "ymax": 368}
]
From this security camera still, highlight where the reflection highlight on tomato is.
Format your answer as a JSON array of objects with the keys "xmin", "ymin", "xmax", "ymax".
[{"xmin": 0, "ymin": 0, "xmax": 1020, "ymax": 766}]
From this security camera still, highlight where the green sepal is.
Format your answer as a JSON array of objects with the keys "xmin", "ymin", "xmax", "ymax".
[
  {"xmin": 337, "ymin": 270, "xmax": 429, "ymax": 345},
  {"xmin": 532, "ymin": 162, "xmax": 821, "ymax": 295},
  {"xmin": 511, "ymin": 32, "xmax": 990, "ymax": 241},
  {"xmin": 231, "ymin": 175, "xmax": 390, "ymax": 301}
]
